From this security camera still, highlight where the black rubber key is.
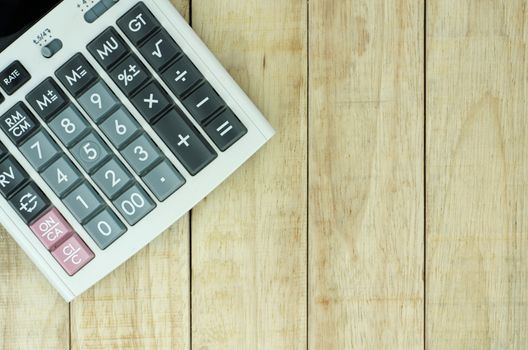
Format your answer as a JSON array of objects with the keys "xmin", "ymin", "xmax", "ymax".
[
  {"xmin": 9, "ymin": 182, "xmax": 50, "ymax": 224},
  {"xmin": 139, "ymin": 29, "xmax": 182, "ymax": 71},
  {"xmin": 161, "ymin": 56, "xmax": 203, "ymax": 98},
  {"xmin": 204, "ymin": 109, "xmax": 247, "ymax": 151},
  {"xmin": 153, "ymin": 108, "xmax": 216, "ymax": 176},
  {"xmin": 0, "ymin": 102, "xmax": 39, "ymax": 145},
  {"xmin": 117, "ymin": 2, "xmax": 160, "ymax": 45},
  {"xmin": 87, "ymin": 27, "xmax": 129, "ymax": 70},
  {"xmin": 109, "ymin": 54, "xmax": 151, "ymax": 96},
  {"xmin": 0, "ymin": 156, "xmax": 28, "ymax": 198},
  {"xmin": 131, "ymin": 81, "xmax": 172, "ymax": 123},
  {"xmin": 0, "ymin": 61, "xmax": 31, "ymax": 95},
  {"xmin": 183, "ymin": 82, "xmax": 224, "ymax": 124},
  {"xmin": 55, "ymin": 53, "xmax": 99, "ymax": 97},
  {"xmin": 26, "ymin": 78, "xmax": 69, "ymax": 121}
]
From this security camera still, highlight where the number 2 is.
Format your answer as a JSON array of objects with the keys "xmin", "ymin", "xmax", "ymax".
[{"xmin": 105, "ymin": 170, "xmax": 121, "ymax": 188}]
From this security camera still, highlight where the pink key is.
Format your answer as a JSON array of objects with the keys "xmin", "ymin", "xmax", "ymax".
[
  {"xmin": 30, "ymin": 208, "xmax": 75, "ymax": 250},
  {"xmin": 52, "ymin": 234, "xmax": 94, "ymax": 276}
]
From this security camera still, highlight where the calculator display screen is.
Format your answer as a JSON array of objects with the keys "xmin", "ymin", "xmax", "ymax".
[{"xmin": 0, "ymin": 0, "xmax": 61, "ymax": 52}]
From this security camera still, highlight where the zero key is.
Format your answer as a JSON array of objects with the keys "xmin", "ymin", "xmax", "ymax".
[{"xmin": 0, "ymin": 61, "xmax": 31, "ymax": 95}]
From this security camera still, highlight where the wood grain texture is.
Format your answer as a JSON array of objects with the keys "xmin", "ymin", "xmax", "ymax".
[
  {"xmin": 426, "ymin": 1, "xmax": 528, "ymax": 349},
  {"xmin": 70, "ymin": 2, "xmax": 191, "ymax": 349},
  {"xmin": 190, "ymin": 0, "xmax": 307, "ymax": 349},
  {"xmin": 308, "ymin": 0, "xmax": 424, "ymax": 349},
  {"xmin": 0, "ymin": 229, "xmax": 69, "ymax": 350}
]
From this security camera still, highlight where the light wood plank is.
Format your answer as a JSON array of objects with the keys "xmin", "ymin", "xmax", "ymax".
[
  {"xmin": 0, "ymin": 228, "xmax": 69, "ymax": 350},
  {"xmin": 426, "ymin": 1, "xmax": 528, "ymax": 348},
  {"xmin": 70, "ymin": 2, "xmax": 191, "ymax": 349},
  {"xmin": 308, "ymin": 0, "xmax": 424, "ymax": 348},
  {"xmin": 190, "ymin": 0, "xmax": 307, "ymax": 349}
]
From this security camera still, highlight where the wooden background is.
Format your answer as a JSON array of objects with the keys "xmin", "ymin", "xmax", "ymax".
[{"xmin": 1, "ymin": 0, "xmax": 527, "ymax": 348}]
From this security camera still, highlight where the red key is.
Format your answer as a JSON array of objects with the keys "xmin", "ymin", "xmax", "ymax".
[
  {"xmin": 51, "ymin": 234, "xmax": 94, "ymax": 276},
  {"xmin": 30, "ymin": 208, "xmax": 74, "ymax": 250}
]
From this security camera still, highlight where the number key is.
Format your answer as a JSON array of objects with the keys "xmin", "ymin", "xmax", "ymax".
[
  {"xmin": 99, "ymin": 107, "xmax": 141, "ymax": 149},
  {"xmin": 63, "ymin": 183, "xmax": 105, "ymax": 224},
  {"xmin": 121, "ymin": 134, "xmax": 162, "ymax": 175},
  {"xmin": 114, "ymin": 184, "xmax": 155, "ymax": 225},
  {"xmin": 19, "ymin": 131, "xmax": 61, "ymax": 171},
  {"xmin": 78, "ymin": 81, "xmax": 119, "ymax": 123},
  {"xmin": 85, "ymin": 208, "xmax": 126, "ymax": 249},
  {"xmin": 41, "ymin": 156, "xmax": 83, "ymax": 198},
  {"xmin": 71, "ymin": 132, "xmax": 112, "ymax": 173},
  {"xmin": 49, "ymin": 105, "xmax": 90, "ymax": 147},
  {"xmin": 93, "ymin": 158, "xmax": 133, "ymax": 199}
]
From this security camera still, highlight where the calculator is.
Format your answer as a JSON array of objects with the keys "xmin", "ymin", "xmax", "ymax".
[{"xmin": 0, "ymin": 0, "xmax": 274, "ymax": 301}]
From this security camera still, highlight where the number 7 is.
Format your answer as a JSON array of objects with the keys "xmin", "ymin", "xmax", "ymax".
[{"xmin": 30, "ymin": 141, "xmax": 42, "ymax": 159}]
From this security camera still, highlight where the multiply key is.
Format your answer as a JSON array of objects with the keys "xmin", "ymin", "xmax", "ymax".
[{"xmin": 26, "ymin": 78, "xmax": 69, "ymax": 121}]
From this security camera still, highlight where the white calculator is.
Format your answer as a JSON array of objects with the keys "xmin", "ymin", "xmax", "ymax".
[{"xmin": 0, "ymin": 0, "xmax": 274, "ymax": 301}]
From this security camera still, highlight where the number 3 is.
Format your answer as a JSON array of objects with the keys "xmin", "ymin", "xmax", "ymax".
[{"xmin": 134, "ymin": 146, "xmax": 149, "ymax": 162}]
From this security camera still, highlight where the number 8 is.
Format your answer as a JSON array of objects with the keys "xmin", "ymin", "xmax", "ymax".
[{"xmin": 61, "ymin": 118, "xmax": 76, "ymax": 134}]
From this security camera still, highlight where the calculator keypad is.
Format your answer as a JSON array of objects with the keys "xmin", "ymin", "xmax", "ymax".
[
  {"xmin": 41, "ymin": 156, "xmax": 83, "ymax": 197},
  {"xmin": 71, "ymin": 132, "xmax": 112, "ymax": 173},
  {"xmin": 0, "ymin": 156, "xmax": 28, "ymax": 198},
  {"xmin": 109, "ymin": 54, "xmax": 151, "ymax": 96},
  {"xmin": 0, "ymin": 102, "xmax": 39, "ymax": 145},
  {"xmin": 26, "ymin": 78, "xmax": 69, "ymax": 122},
  {"xmin": 100, "ymin": 108, "xmax": 141, "ymax": 149},
  {"xmin": 140, "ymin": 29, "xmax": 182, "ymax": 71},
  {"xmin": 49, "ymin": 105, "xmax": 91, "ymax": 147},
  {"xmin": 132, "ymin": 81, "xmax": 172, "ymax": 123},
  {"xmin": 20, "ymin": 131, "xmax": 61, "ymax": 171},
  {"xmin": 51, "ymin": 234, "xmax": 94, "ymax": 276},
  {"xmin": 85, "ymin": 208, "xmax": 126, "ymax": 249},
  {"xmin": 153, "ymin": 108, "xmax": 217, "ymax": 176},
  {"xmin": 87, "ymin": 27, "xmax": 129, "ymax": 70},
  {"xmin": 122, "ymin": 134, "xmax": 162, "ymax": 175},
  {"xmin": 63, "ymin": 183, "xmax": 105, "ymax": 224},
  {"xmin": 93, "ymin": 158, "xmax": 134, "ymax": 199},
  {"xmin": 114, "ymin": 184, "xmax": 155, "ymax": 225},
  {"xmin": 117, "ymin": 2, "xmax": 160, "ymax": 45},
  {"xmin": 0, "ymin": 0, "xmax": 249, "ymax": 277},
  {"xmin": 78, "ymin": 81, "xmax": 119, "ymax": 123},
  {"xmin": 30, "ymin": 208, "xmax": 75, "ymax": 250},
  {"xmin": 55, "ymin": 53, "xmax": 99, "ymax": 97},
  {"xmin": 10, "ymin": 182, "xmax": 50, "ymax": 224}
]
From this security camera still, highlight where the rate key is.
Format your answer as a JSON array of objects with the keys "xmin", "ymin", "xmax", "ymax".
[{"xmin": 0, "ymin": 61, "xmax": 31, "ymax": 95}]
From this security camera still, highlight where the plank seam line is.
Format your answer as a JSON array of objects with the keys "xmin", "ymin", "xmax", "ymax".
[
  {"xmin": 306, "ymin": 0, "xmax": 310, "ymax": 349},
  {"xmin": 423, "ymin": 0, "xmax": 427, "ymax": 349}
]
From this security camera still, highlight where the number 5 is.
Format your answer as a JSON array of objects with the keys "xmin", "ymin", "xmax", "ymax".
[{"xmin": 83, "ymin": 143, "xmax": 98, "ymax": 160}]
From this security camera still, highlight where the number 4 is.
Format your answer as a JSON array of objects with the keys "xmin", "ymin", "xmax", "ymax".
[{"xmin": 57, "ymin": 168, "xmax": 69, "ymax": 184}]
